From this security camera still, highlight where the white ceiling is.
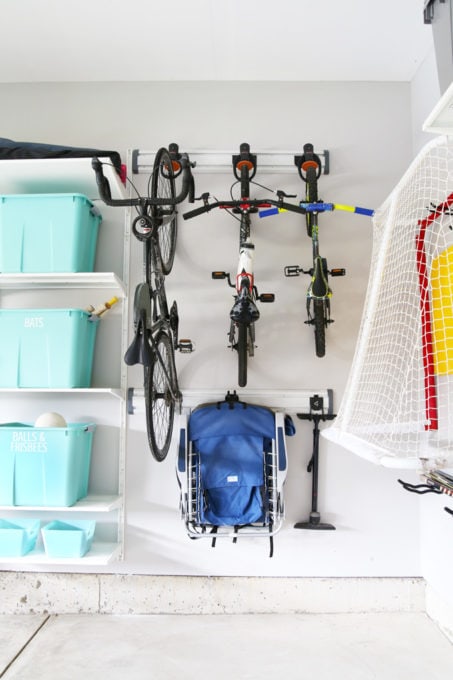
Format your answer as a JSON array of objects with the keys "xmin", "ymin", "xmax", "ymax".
[{"xmin": 0, "ymin": 0, "xmax": 434, "ymax": 83}]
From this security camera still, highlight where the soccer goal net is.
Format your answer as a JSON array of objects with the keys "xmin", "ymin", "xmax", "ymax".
[{"xmin": 323, "ymin": 135, "xmax": 453, "ymax": 469}]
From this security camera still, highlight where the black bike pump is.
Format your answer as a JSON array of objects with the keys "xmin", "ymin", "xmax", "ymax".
[{"xmin": 295, "ymin": 394, "xmax": 336, "ymax": 531}]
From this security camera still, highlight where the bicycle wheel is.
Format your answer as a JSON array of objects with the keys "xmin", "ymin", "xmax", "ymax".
[
  {"xmin": 313, "ymin": 299, "xmax": 326, "ymax": 358},
  {"xmin": 144, "ymin": 330, "xmax": 177, "ymax": 461},
  {"xmin": 237, "ymin": 323, "xmax": 248, "ymax": 387},
  {"xmin": 305, "ymin": 165, "xmax": 318, "ymax": 238},
  {"xmin": 240, "ymin": 162, "xmax": 250, "ymax": 200},
  {"xmin": 151, "ymin": 148, "xmax": 177, "ymax": 275}
]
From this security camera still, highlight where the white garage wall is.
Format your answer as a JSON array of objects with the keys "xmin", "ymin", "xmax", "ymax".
[
  {"xmin": 411, "ymin": 45, "xmax": 441, "ymax": 153},
  {"xmin": 0, "ymin": 81, "xmax": 422, "ymax": 576}
]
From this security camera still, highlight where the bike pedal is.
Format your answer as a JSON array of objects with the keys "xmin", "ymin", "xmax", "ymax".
[
  {"xmin": 178, "ymin": 339, "xmax": 194, "ymax": 353},
  {"xmin": 212, "ymin": 271, "xmax": 227, "ymax": 280},
  {"xmin": 330, "ymin": 268, "xmax": 346, "ymax": 277},
  {"xmin": 259, "ymin": 293, "xmax": 275, "ymax": 303},
  {"xmin": 284, "ymin": 265, "xmax": 301, "ymax": 277}
]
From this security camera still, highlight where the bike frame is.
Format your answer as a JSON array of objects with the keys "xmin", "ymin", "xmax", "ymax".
[
  {"xmin": 184, "ymin": 143, "xmax": 305, "ymax": 385},
  {"xmin": 93, "ymin": 145, "xmax": 195, "ymax": 461},
  {"xmin": 210, "ymin": 204, "xmax": 265, "ymax": 387},
  {"xmin": 224, "ymin": 208, "xmax": 261, "ymax": 386},
  {"xmin": 145, "ymin": 232, "xmax": 181, "ymax": 403},
  {"xmin": 305, "ymin": 208, "xmax": 332, "ymax": 324},
  {"xmin": 283, "ymin": 143, "xmax": 345, "ymax": 357}
]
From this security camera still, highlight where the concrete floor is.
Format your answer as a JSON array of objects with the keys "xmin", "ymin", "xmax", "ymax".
[{"xmin": 0, "ymin": 612, "xmax": 452, "ymax": 679}]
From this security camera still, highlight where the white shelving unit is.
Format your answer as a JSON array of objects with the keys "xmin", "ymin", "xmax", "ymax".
[
  {"xmin": 0, "ymin": 271, "xmax": 126, "ymax": 291},
  {"xmin": 0, "ymin": 156, "xmax": 129, "ymax": 567},
  {"xmin": 0, "ymin": 543, "xmax": 122, "ymax": 566}
]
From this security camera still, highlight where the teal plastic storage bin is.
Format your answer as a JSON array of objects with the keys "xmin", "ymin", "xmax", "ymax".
[
  {"xmin": 0, "ymin": 308, "xmax": 99, "ymax": 388},
  {"xmin": 41, "ymin": 520, "xmax": 95, "ymax": 558},
  {"xmin": 0, "ymin": 422, "xmax": 95, "ymax": 506},
  {"xmin": 0, "ymin": 518, "xmax": 40, "ymax": 556},
  {"xmin": 0, "ymin": 193, "xmax": 102, "ymax": 273}
]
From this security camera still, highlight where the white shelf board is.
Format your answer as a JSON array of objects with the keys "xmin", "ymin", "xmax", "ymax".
[
  {"xmin": 0, "ymin": 495, "xmax": 122, "ymax": 513},
  {"xmin": 0, "ymin": 272, "xmax": 126, "ymax": 295},
  {"xmin": 0, "ymin": 157, "xmax": 126, "ymax": 199},
  {"xmin": 0, "ymin": 542, "xmax": 122, "ymax": 566},
  {"xmin": 71, "ymin": 495, "xmax": 122, "ymax": 511},
  {"xmin": 0, "ymin": 387, "xmax": 123, "ymax": 399}
]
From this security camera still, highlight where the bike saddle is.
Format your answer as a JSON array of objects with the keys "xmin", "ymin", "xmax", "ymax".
[
  {"xmin": 230, "ymin": 288, "xmax": 260, "ymax": 324},
  {"xmin": 124, "ymin": 283, "xmax": 153, "ymax": 366},
  {"xmin": 311, "ymin": 256, "xmax": 330, "ymax": 298}
]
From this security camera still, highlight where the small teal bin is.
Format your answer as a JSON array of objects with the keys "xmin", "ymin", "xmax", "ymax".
[
  {"xmin": 41, "ymin": 520, "xmax": 95, "ymax": 558},
  {"xmin": 0, "ymin": 518, "xmax": 40, "ymax": 556},
  {"xmin": 0, "ymin": 308, "xmax": 99, "ymax": 388},
  {"xmin": 0, "ymin": 193, "xmax": 102, "ymax": 273},
  {"xmin": 0, "ymin": 422, "xmax": 95, "ymax": 506}
]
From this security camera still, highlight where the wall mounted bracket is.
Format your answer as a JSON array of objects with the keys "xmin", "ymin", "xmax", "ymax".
[{"xmin": 132, "ymin": 148, "xmax": 330, "ymax": 176}]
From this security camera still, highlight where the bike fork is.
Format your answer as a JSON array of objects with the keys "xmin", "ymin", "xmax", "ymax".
[{"xmin": 306, "ymin": 295, "xmax": 331, "ymax": 326}]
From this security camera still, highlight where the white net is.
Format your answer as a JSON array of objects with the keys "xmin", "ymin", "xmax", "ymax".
[{"xmin": 323, "ymin": 136, "xmax": 453, "ymax": 469}]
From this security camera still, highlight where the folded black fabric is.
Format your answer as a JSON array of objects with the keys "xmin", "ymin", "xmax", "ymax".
[{"xmin": 0, "ymin": 137, "xmax": 123, "ymax": 176}]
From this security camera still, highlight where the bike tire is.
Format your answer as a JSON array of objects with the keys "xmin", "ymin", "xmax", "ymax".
[
  {"xmin": 237, "ymin": 323, "xmax": 248, "ymax": 387},
  {"xmin": 151, "ymin": 148, "xmax": 177, "ymax": 275},
  {"xmin": 240, "ymin": 162, "xmax": 250, "ymax": 200},
  {"xmin": 313, "ymin": 298, "xmax": 326, "ymax": 358},
  {"xmin": 145, "ymin": 330, "xmax": 177, "ymax": 461},
  {"xmin": 305, "ymin": 165, "xmax": 318, "ymax": 238}
]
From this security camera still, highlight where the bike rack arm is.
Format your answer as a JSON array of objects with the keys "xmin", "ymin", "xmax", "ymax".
[
  {"xmin": 398, "ymin": 477, "xmax": 453, "ymax": 518},
  {"xmin": 397, "ymin": 478, "xmax": 443, "ymax": 495}
]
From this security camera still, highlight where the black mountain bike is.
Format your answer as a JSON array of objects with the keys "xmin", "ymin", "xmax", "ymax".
[
  {"xmin": 285, "ymin": 143, "xmax": 346, "ymax": 357},
  {"xmin": 183, "ymin": 142, "xmax": 306, "ymax": 386},
  {"xmin": 92, "ymin": 144, "xmax": 195, "ymax": 461}
]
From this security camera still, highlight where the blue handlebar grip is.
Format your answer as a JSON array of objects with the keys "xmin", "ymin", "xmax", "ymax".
[
  {"xmin": 259, "ymin": 207, "xmax": 280, "ymax": 218},
  {"xmin": 299, "ymin": 202, "xmax": 334, "ymax": 212},
  {"xmin": 300, "ymin": 202, "xmax": 374, "ymax": 216},
  {"xmin": 354, "ymin": 206, "xmax": 375, "ymax": 217}
]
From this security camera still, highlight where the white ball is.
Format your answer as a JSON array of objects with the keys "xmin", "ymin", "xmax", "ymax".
[{"xmin": 34, "ymin": 412, "xmax": 67, "ymax": 428}]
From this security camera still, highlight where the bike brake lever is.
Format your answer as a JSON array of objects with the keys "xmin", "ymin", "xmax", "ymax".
[
  {"xmin": 194, "ymin": 192, "xmax": 211, "ymax": 204},
  {"xmin": 277, "ymin": 190, "xmax": 297, "ymax": 199}
]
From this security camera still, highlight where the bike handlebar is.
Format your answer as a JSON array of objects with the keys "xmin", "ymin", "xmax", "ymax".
[
  {"xmin": 182, "ymin": 198, "xmax": 307, "ymax": 220},
  {"xmin": 92, "ymin": 149, "xmax": 195, "ymax": 207},
  {"xmin": 259, "ymin": 202, "xmax": 374, "ymax": 219}
]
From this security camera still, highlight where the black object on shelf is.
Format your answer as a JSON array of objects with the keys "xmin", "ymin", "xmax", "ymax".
[{"xmin": 294, "ymin": 395, "xmax": 336, "ymax": 531}]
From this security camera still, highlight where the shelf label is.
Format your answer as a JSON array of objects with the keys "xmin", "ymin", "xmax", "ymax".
[
  {"xmin": 23, "ymin": 316, "xmax": 44, "ymax": 328},
  {"xmin": 10, "ymin": 431, "xmax": 48, "ymax": 453}
]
